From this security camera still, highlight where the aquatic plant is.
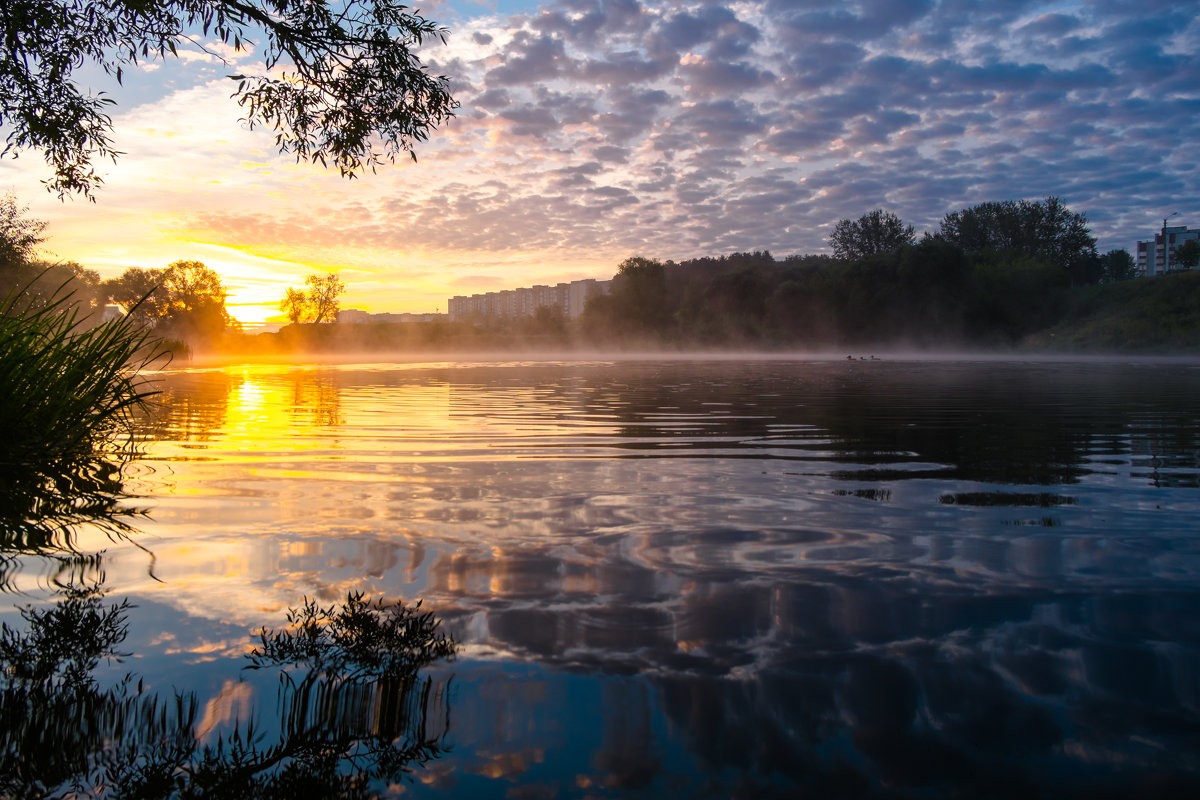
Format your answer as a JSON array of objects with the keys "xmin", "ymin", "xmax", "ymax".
[
  {"xmin": 0, "ymin": 285, "xmax": 162, "ymax": 470},
  {"xmin": 0, "ymin": 281, "xmax": 164, "ymax": 557}
]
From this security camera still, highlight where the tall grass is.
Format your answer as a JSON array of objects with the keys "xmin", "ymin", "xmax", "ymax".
[{"xmin": 0, "ymin": 282, "xmax": 165, "ymax": 554}]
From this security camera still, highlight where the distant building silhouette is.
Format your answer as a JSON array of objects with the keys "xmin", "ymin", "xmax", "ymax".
[
  {"xmin": 448, "ymin": 278, "xmax": 612, "ymax": 322},
  {"xmin": 336, "ymin": 310, "xmax": 448, "ymax": 324},
  {"xmin": 1137, "ymin": 224, "xmax": 1198, "ymax": 276}
]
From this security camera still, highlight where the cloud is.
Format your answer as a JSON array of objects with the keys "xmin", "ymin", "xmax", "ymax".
[{"xmin": 3, "ymin": 0, "xmax": 1198, "ymax": 320}]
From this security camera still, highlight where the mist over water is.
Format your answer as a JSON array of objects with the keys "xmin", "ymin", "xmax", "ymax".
[{"xmin": 7, "ymin": 356, "xmax": 1200, "ymax": 796}]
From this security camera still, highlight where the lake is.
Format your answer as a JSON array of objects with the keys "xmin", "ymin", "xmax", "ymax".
[{"xmin": 4, "ymin": 356, "xmax": 1200, "ymax": 797}]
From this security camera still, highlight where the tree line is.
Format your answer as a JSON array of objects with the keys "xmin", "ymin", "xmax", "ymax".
[
  {"xmin": 577, "ymin": 197, "xmax": 1161, "ymax": 349},
  {"xmin": 7, "ymin": 191, "xmax": 1194, "ymax": 355}
]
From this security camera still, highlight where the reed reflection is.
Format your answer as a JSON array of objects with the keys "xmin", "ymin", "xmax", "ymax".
[{"xmin": 0, "ymin": 428, "xmax": 152, "ymax": 594}]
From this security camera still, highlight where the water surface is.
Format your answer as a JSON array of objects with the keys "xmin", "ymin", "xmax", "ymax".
[{"xmin": 5, "ymin": 357, "xmax": 1200, "ymax": 797}]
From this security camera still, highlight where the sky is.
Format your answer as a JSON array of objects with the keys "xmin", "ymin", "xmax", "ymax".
[{"xmin": 2, "ymin": 0, "xmax": 1198, "ymax": 326}]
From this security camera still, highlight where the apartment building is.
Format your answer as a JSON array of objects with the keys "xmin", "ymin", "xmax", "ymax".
[
  {"xmin": 336, "ymin": 309, "xmax": 448, "ymax": 324},
  {"xmin": 1136, "ymin": 225, "xmax": 1199, "ymax": 276},
  {"xmin": 448, "ymin": 278, "xmax": 612, "ymax": 323}
]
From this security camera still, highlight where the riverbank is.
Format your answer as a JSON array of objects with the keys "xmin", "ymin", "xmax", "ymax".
[{"xmin": 1022, "ymin": 269, "xmax": 1200, "ymax": 353}]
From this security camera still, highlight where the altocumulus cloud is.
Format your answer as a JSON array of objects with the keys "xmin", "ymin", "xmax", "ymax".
[
  {"xmin": 6, "ymin": 0, "xmax": 1197, "ymax": 311},
  {"xmin": 404, "ymin": 0, "xmax": 1199, "ymax": 255},
  {"xmin": 239, "ymin": 0, "xmax": 1195, "ymax": 262}
]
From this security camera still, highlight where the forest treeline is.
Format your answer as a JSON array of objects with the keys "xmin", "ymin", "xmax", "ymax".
[{"xmin": 5, "ymin": 193, "xmax": 1199, "ymax": 356}]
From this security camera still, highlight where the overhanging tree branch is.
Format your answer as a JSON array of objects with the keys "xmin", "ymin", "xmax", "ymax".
[{"xmin": 0, "ymin": 0, "xmax": 457, "ymax": 198}]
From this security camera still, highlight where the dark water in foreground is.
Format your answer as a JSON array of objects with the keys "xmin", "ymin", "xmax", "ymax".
[{"xmin": 4, "ymin": 357, "xmax": 1200, "ymax": 797}]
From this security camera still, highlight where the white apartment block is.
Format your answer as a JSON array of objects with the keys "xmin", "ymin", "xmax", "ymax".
[
  {"xmin": 1136, "ymin": 225, "xmax": 1199, "ymax": 276},
  {"xmin": 448, "ymin": 278, "xmax": 612, "ymax": 323},
  {"xmin": 336, "ymin": 309, "xmax": 448, "ymax": 324}
]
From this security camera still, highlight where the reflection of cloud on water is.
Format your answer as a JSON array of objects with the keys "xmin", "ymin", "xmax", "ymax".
[
  {"xmin": 101, "ymin": 361, "xmax": 1200, "ymax": 794},
  {"xmin": 194, "ymin": 679, "xmax": 255, "ymax": 741}
]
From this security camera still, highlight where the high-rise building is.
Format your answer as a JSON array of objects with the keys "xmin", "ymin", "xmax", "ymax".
[{"xmin": 1136, "ymin": 225, "xmax": 1199, "ymax": 276}]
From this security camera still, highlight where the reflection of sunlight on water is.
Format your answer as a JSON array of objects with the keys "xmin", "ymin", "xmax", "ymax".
[{"xmin": 230, "ymin": 378, "xmax": 268, "ymax": 417}]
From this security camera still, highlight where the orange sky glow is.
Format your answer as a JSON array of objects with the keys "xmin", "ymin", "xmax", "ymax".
[{"xmin": 0, "ymin": 83, "xmax": 623, "ymax": 326}]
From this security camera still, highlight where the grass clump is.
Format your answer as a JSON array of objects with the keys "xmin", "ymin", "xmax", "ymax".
[
  {"xmin": 1025, "ymin": 270, "xmax": 1200, "ymax": 352},
  {"xmin": 0, "ymin": 283, "xmax": 165, "ymax": 551}
]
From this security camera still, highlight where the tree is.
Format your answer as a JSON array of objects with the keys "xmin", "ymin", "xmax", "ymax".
[
  {"xmin": 828, "ymin": 209, "xmax": 916, "ymax": 261},
  {"xmin": 2, "ymin": 0, "xmax": 458, "ymax": 198},
  {"xmin": 1175, "ymin": 239, "xmax": 1200, "ymax": 270},
  {"xmin": 159, "ymin": 259, "xmax": 234, "ymax": 339},
  {"xmin": 0, "ymin": 193, "xmax": 45, "ymax": 271},
  {"xmin": 279, "ymin": 271, "xmax": 346, "ymax": 323},
  {"xmin": 101, "ymin": 266, "xmax": 167, "ymax": 321},
  {"xmin": 1099, "ymin": 249, "xmax": 1137, "ymax": 283},
  {"xmin": 281, "ymin": 287, "xmax": 307, "ymax": 324},
  {"xmin": 938, "ymin": 197, "xmax": 1098, "ymax": 283},
  {"xmin": 305, "ymin": 271, "xmax": 346, "ymax": 323},
  {"xmin": 613, "ymin": 256, "xmax": 669, "ymax": 336},
  {"xmin": 1, "ymin": 197, "xmax": 105, "ymax": 313}
]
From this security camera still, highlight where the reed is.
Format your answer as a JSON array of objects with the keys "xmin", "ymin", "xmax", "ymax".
[
  {"xmin": 0, "ymin": 282, "xmax": 166, "ymax": 557},
  {"xmin": 0, "ymin": 284, "xmax": 163, "ymax": 470}
]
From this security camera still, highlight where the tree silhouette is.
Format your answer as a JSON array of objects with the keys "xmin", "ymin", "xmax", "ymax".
[
  {"xmin": 1, "ymin": 0, "xmax": 457, "ymax": 197},
  {"xmin": 159, "ymin": 260, "xmax": 235, "ymax": 339},
  {"xmin": 1175, "ymin": 239, "xmax": 1200, "ymax": 270},
  {"xmin": 938, "ymin": 197, "xmax": 1098, "ymax": 283},
  {"xmin": 280, "ymin": 272, "xmax": 346, "ymax": 323},
  {"xmin": 828, "ymin": 209, "xmax": 916, "ymax": 261},
  {"xmin": 0, "ymin": 193, "xmax": 45, "ymax": 269}
]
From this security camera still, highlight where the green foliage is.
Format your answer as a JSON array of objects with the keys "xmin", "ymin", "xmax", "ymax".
[
  {"xmin": 1099, "ymin": 248, "xmax": 1137, "ymax": 283},
  {"xmin": 280, "ymin": 272, "xmax": 347, "ymax": 324},
  {"xmin": 0, "ymin": 193, "xmax": 46, "ymax": 267},
  {"xmin": 99, "ymin": 260, "xmax": 235, "ymax": 343},
  {"xmin": 2, "ymin": 0, "xmax": 457, "ymax": 197},
  {"xmin": 0, "ymin": 279, "xmax": 162, "ymax": 558},
  {"xmin": 0, "ymin": 200, "xmax": 157, "ymax": 556},
  {"xmin": 2, "ymin": 258, "xmax": 104, "ymax": 314},
  {"xmin": 102, "ymin": 266, "xmax": 168, "ymax": 320},
  {"xmin": 160, "ymin": 259, "xmax": 235, "ymax": 338},
  {"xmin": 611, "ymin": 255, "xmax": 670, "ymax": 339},
  {"xmin": 1029, "ymin": 270, "xmax": 1200, "ymax": 352},
  {"xmin": 1175, "ymin": 239, "xmax": 1200, "ymax": 269},
  {"xmin": 828, "ymin": 209, "xmax": 916, "ymax": 261},
  {"xmin": 938, "ymin": 196, "xmax": 1098, "ymax": 284},
  {"xmin": 965, "ymin": 252, "xmax": 1069, "ymax": 343},
  {"xmin": 0, "ymin": 281, "xmax": 162, "ymax": 474}
]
